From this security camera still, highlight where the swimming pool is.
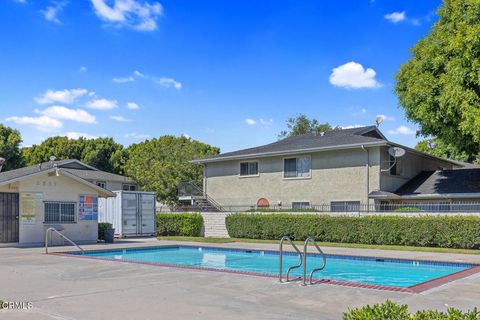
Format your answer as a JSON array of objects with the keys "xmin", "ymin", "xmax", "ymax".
[{"xmin": 62, "ymin": 246, "xmax": 479, "ymax": 292}]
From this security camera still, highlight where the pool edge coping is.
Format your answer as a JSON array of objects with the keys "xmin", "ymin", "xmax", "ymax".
[{"xmin": 50, "ymin": 244, "xmax": 480, "ymax": 294}]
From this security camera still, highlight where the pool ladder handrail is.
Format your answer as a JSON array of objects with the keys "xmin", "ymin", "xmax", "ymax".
[
  {"xmin": 45, "ymin": 227, "xmax": 84, "ymax": 254},
  {"xmin": 279, "ymin": 236, "xmax": 303, "ymax": 282},
  {"xmin": 303, "ymin": 236, "xmax": 327, "ymax": 285}
]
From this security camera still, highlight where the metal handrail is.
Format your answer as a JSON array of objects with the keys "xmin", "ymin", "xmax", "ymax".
[
  {"xmin": 303, "ymin": 237, "xmax": 327, "ymax": 285},
  {"xmin": 279, "ymin": 236, "xmax": 303, "ymax": 283},
  {"xmin": 45, "ymin": 227, "xmax": 84, "ymax": 254},
  {"xmin": 178, "ymin": 181, "xmax": 226, "ymax": 212}
]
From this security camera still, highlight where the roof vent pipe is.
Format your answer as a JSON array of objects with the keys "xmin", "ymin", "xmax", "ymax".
[{"xmin": 0, "ymin": 157, "xmax": 5, "ymax": 172}]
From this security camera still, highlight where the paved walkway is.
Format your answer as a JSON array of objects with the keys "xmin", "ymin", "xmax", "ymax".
[{"xmin": 1, "ymin": 239, "xmax": 479, "ymax": 320}]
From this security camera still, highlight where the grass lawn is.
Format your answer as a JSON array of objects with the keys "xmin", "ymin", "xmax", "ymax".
[{"xmin": 157, "ymin": 236, "xmax": 480, "ymax": 255}]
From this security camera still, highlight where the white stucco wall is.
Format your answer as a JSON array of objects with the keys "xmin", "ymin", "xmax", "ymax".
[{"xmin": 0, "ymin": 173, "xmax": 101, "ymax": 244}]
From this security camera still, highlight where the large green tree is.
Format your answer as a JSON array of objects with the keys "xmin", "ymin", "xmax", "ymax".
[
  {"xmin": 415, "ymin": 138, "xmax": 471, "ymax": 162},
  {"xmin": 22, "ymin": 136, "xmax": 125, "ymax": 173},
  {"xmin": 123, "ymin": 136, "xmax": 220, "ymax": 204},
  {"xmin": 0, "ymin": 123, "xmax": 24, "ymax": 171},
  {"xmin": 278, "ymin": 114, "xmax": 338, "ymax": 139},
  {"xmin": 396, "ymin": 0, "xmax": 480, "ymax": 162}
]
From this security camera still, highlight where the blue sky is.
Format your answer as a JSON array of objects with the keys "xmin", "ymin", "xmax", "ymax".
[{"xmin": 0, "ymin": 0, "xmax": 441, "ymax": 152}]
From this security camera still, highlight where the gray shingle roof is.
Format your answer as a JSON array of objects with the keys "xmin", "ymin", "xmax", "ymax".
[
  {"xmin": 395, "ymin": 169, "xmax": 480, "ymax": 195},
  {"xmin": 0, "ymin": 159, "xmax": 133, "ymax": 185},
  {"xmin": 63, "ymin": 168, "xmax": 133, "ymax": 183},
  {"xmin": 194, "ymin": 126, "xmax": 387, "ymax": 163}
]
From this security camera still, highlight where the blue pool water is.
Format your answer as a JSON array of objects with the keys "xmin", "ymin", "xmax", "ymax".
[{"xmin": 75, "ymin": 246, "xmax": 473, "ymax": 288}]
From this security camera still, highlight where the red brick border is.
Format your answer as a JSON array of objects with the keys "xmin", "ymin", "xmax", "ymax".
[{"xmin": 50, "ymin": 247, "xmax": 480, "ymax": 294}]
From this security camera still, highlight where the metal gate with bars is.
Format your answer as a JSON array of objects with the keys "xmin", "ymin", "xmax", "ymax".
[{"xmin": 0, "ymin": 193, "xmax": 19, "ymax": 243}]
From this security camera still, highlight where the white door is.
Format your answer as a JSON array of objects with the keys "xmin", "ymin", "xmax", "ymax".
[
  {"xmin": 122, "ymin": 193, "xmax": 138, "ymax": 235},
  {"xmin": 139, "ymin": 194, "xmax": 155, "ymax": 235}
]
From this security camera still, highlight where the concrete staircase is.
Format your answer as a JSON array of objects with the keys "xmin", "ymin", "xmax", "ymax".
[{"xmin": 201, "ymin": 212, "xmax": 230, "ymax": 238}]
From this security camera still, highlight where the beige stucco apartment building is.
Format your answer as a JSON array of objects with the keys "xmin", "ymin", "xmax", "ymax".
[
  {"xmin": 190, "ymin": 126, "xmax": 480, "ymax": 211},
  {"xmin": 0, "ymin": 159, "xmax": 138, "ymax": 244}
]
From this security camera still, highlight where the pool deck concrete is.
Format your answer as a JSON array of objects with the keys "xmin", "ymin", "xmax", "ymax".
[{"xmin": 1, "ymin": 238, "xmax": 479, "ymax": 320}]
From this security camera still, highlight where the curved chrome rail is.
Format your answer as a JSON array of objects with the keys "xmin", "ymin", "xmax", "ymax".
[
  {"xmin": 303, "ymin": 237, "xmax": 327, "ymax": 285},
  {"xmin": 45, "ymin": 227, "xmax": 84, "ymax": 254},
  {"xmin": 279, "ymin": 236, "xmax": 303, "ymax": 283}
]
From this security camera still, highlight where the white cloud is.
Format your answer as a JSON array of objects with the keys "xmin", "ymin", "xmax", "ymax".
[
  {"xmin": 376, "ymin": 114, "xmax": 395, "ymax": 122},
  {"xmin": 124, "ymin": 132, "xmax": 150, "ymax": 139},
  {"xmin": 259, "ymin": 118, "xmax": 273, "ymax": 126},
  {"xmin": 110, "ymin": 115, "xmax": 131, "ymax": 122},
  {"xmin": 41, "ymin": 2, "xmax": 67, "ymax": 24},
  {"xmin": 90, "ymin": 0, "xmax": 163, "ymax": 31},
  {"xmin": 6, "ymin": 115, "xmax": 63, "ymax": 132},
  {"xmin": 341, "ymin": 124, "xmax": 365, "ymax": 129},
  {"xmin": 14, "ymin": 0, "xmax": 27, "ymax": 4},
  {"xmin": 126, "ymin": 102, "xmax": 140, "ymax": 109},
  {"xmin": 361, "ymin": 108, "xmax": 367, "ymax": 114},
  {"xmin": 65, "ymin": 132, "xmax": 100, "ymax": 140},
  {"xmin": 113, "ymin": 76, "xmax": 135, "ymax": 83},
  {"xmin": 113, "ymin": 71, "xmax": 181, "ymax": 89},
  {"xmin": 329, "ymin": 62, "xmax": 380, "ymax": 89},
  {"xmin": 245, "ymin": 118, "xmax": 256, "ymax": 125},
  {"xmin": 388, "ymin": 126, "xmax": 415, "ymax": 135},
  {"xmin": 79, "ymin": 66, "xmax": 87, "ymax": 73},
  {"xmin": 86, "ymin": 98, "xmax": 118, "ymax": 110},
  {"xmin": 156, "ymin": 77, "xmax": 182, "ymax": 89},
  {"xmin": 35, "ymin": 88, "xmax": 89, "ymax": 104},
  {"xmin": 35, "ymin": 106, "xmax": 97, "ymax": 124},
  {"xmin": 181, "ymin": 133, "xmax": 191, "ymax": 139},
  {"xmin": 384, "ymin": 11, "xmax": 406, "ymax": 23}
]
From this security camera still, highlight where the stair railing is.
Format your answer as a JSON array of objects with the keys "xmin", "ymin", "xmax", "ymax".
[{"xmin": 178, "ymin": 181, "xmax": 226, "ymax": 212}]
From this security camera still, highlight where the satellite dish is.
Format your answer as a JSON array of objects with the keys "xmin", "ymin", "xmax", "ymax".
[
  {"xmin": 388, "ymin": 147, "xmax": 406, "ymax": 158},
  {"xmin": 375, "ymin": 116, "xmax": 384, "ymax": 127}
]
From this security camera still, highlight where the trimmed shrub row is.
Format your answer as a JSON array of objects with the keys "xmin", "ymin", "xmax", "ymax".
[
  {"xmin": 343, "ymin": 300, "xmax": 480, "ymax": 320},
  {"xmin": 156, "ymin": 213, "xmax": 203, "ymax": 236},
  {"xmin": 225, "ymin": 214, "xmax": 480, "ymax": 249}
]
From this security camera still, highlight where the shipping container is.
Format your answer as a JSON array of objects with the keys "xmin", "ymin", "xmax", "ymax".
[{"xmin": 98, "ymin": 191, "xmax": 156, "ymax": 237}]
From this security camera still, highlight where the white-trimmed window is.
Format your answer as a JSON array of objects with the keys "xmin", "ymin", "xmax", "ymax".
[
  {"xmin": 284, "ymin": 156, "xmax": 310, "ymax": 178},
  {"xmin": 96, "ymin": 181, "xmax": 106, "ymax": 189},
  {"xmin": 240, "ymin": 161, "xmax": 259, "ymax": 176},
  {"xmin": 292, "ymin": 202, "xmax": 310, "ymax": 209},
  {"xmin": 122, "ymin": 184, "xmax": 137, "ymax": 191},
  {"xmin": 44, "ymin": 202, "xmax": 76, "ymax": 223}
]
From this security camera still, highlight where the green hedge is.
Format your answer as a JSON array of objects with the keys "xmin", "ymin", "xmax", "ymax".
[
  {"xmin": 98, "ymin": 222, "xmax": 113, "ymax": 240},
  {"xmin": 156, "ymin": 213, "xmax": 203, "ymax": 236},
  {"xmin": 343, "ymin": 300, "xmax": 480, "ymax": 320},
  {"xmin": 225, "ymin": 214, "xmax": 480, "ymax": 249}
]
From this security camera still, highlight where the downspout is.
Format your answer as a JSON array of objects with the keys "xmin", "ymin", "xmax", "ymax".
[
  {"xmin": 361, "ymin": 145, "xmax": 369, "ymax": 212},
  {"xmin": 203, "ymin": 164, "xmax": 207, "ymax": 197}
]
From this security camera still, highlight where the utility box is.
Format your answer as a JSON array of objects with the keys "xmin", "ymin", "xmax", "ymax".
[{"xmin": 98, "ymin": 191, "xmax": 156, "ymax": 237}]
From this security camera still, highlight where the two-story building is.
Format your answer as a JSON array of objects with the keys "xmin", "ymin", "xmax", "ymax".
[{"xmin": 190, "ymin": 126, "xmax": 480, "ymax": 211}]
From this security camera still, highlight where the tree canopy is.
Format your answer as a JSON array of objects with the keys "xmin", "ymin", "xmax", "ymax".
[
  {"xmin": 396, "ymin": 0, "xmax": 480, "ymax": 162},
  {"xmin": 415, "ymin": 138, "xmax": 471, "ymax": 162},
  {"xmin": 22, "ymin": 136, "xmax": 125, "ymax": 173},
  {"xmin": 0, "ymin": 124, "xmax": 23, "ymax": 171},
  {"xmin": 278, "ymin": 114, "xmax": 339, "ymax": 139},
  {"xmin": 122, "ymin": 136, "xmax": 220, "ymax": 204}
]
